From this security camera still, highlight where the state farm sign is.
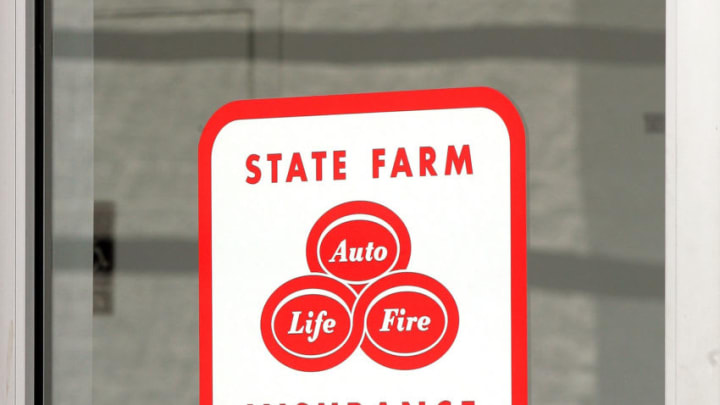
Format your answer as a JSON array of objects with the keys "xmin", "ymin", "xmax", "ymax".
[{"xmin": 199, "ymin": 88, "xmax": 527, "ymax": 405}]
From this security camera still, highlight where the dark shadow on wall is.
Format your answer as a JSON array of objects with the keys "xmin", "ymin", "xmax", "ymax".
[
  {"xmin": 56, "ymin": 238, "xmax": 663, "ymax": 298},
  {"xmin": 55, "ymin": 26, "xmax": 663, "ymax": 64}
]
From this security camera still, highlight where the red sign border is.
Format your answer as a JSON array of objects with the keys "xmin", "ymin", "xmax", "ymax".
[{"xmin": 198, "ymin": 87, "xmax": 527, "ymax": 405}]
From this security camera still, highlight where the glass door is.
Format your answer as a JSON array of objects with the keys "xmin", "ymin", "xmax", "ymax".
[{"xmin": 49, "ymin": 1, "xmax": 665, "ymax": 404}]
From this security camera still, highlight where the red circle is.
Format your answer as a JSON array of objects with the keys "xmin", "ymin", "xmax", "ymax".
[
  {"xmin": 318, "ymin": 219, "xmax": 398, "ymax": 283},
  {"xmin": 306, "ymin": 201, "xmax": 411, "ymax": 288},
  {"xmin": 353, "ymin": 272, "xmax": 459, "ymax": 370},
  {"xmin": 260, "ymin": 275, "xmax": 362, "ymax": 372},
  {"xmin": 272, "ymin": 294, "xmax": 352, "ymax": 356}
]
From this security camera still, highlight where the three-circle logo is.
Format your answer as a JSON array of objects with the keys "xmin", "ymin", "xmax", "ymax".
[{"xmin": 260, "ymin": 201, "xmax": 459, "ymax": 372}]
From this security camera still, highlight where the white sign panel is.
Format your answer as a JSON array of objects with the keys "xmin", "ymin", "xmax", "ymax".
[{"xmin": 199, "ymin": 88, "xmax": 527, "ymax": 405}]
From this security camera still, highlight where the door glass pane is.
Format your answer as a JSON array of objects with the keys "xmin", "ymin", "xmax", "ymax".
[
  {"xmin": 51, "ymin": 1, "xmax": 664, "ymax": 404},
  {"xmin": 52, "ymin": 0, "xmax": 93, "ymax": 403}
]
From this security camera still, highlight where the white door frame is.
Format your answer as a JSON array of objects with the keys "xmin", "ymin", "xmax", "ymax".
[
  {"xmin": 666, "ymin": 0, "xmax": 720, "ymax": 403},
  {"xmin": 0, "ymin": 0, "xmax": 34, "ymax": 404}
]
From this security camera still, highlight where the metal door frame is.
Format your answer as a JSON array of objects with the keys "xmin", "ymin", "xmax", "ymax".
[
  {"xmin": 1, "ymin": 0, "xmax": 49, "ymax": 403},
  {"xmin": 0, "ymin": 0, "xmax": 34, "ymax": 402},
  {"xmin": 665, "ymin": 0, "xmax": 720, "ymax": 403}
]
